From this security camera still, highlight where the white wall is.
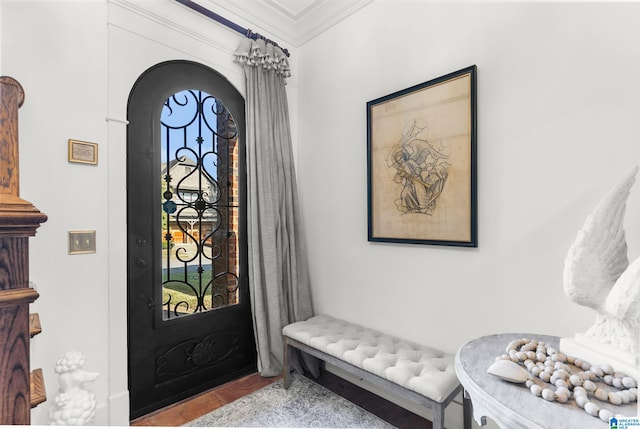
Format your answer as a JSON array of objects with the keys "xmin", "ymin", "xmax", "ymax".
[
  {"xmin": 2, "ymin": 0, "xmax": 111, "ymax": 424},
  {"xmin": 297, "ymin": 2, "xmax": 640, "ymax": 427},
  {"xmin": 1, "ymin": 0, "xmax": 298, "ymax": 425},
  {"xmin": 299, "ymin": 0, "xmax": 640, "ymax": 350},
  {"xmin": 3, "ymin": 0, "xmax": 640, "ymax": 427}
]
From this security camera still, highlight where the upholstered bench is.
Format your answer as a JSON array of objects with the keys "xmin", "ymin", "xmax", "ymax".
[{"xmin": 282, "ymin": 315, "xmax": 470, "ymax": 429}]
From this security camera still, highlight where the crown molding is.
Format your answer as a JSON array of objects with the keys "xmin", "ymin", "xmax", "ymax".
[{"xmin": 197, "ymin": 0, "xmax": 373, "ymax": 47}]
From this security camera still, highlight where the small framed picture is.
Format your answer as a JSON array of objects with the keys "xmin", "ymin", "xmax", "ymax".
[{"xmin": 68, "ymin": 139, "xmax": 98, "ymax": 165}]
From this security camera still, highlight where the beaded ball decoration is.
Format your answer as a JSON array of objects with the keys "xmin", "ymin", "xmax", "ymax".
[{"xmin": 494, "ymin": 338, "xmax": 638, "ymax": 423}]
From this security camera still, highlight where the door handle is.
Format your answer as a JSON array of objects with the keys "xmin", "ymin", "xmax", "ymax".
[{"xmin": 136, "ymin": 258, "xmax": 147, "ymax": 268}]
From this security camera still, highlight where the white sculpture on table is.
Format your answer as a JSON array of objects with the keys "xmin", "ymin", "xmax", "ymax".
[
  {"xmin": 48, "ymin": 351, "xmax": 99, "ymax": 426},
  {"xmin": 561, "ymin": 166, "xmax": 640, "ymax": 378}
]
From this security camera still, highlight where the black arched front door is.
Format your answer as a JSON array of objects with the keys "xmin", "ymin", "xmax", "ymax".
[{"xmin": 127, "ymin": 60, "xmax": 256, "ymax": 419}]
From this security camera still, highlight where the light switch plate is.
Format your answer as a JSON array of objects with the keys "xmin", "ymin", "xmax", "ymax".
[{"xmin": 68, "ymin": 230, "xmax": 96, "ymax": 254}]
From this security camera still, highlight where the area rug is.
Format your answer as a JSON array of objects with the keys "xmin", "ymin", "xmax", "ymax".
[{"xmin": 185, "ymin": 373, "xmax": 396, "ymax": 428}]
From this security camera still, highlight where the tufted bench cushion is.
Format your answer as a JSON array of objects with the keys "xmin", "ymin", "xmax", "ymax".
[{"xmin": 282, "ymin": 314, "xmax": 460, "ymax": 403}]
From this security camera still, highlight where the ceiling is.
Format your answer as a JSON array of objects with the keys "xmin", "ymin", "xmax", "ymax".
[{"xmin": 197, "ymin": 0, "xmax": 374, "ymax": 48}]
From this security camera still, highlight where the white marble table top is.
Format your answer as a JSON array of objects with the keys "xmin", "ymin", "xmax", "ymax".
[{"xmin": 455, "ymin": 333, "xmax": 636, "ymax": 429}]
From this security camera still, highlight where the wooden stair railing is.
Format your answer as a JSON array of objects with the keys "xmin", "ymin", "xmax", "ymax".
[
  {"xmin": 0, "ymin": 76, "xmax": 48, "ymax": 424},
  {"xmin": 29, "ymin": 312, "xmax": 42, "ymax": 338},
  {"xmin": 30, "ymin": 368, "xmax": 46, "ymax": 409},
  {"xmin": 29, "ymin": 312, "xmax": 46, "ymax": 408}
]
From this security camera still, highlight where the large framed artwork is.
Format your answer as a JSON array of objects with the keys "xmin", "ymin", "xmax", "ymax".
[{"xmin": 367, "ymin": 65, "xmax": 477, "ymax": 247}]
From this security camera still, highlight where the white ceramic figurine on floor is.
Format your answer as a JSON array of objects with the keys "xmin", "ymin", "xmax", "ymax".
[
  {"xmin": 48, "ymin": 351, "xmax": 99, "ymax": 426},
  {"xmin": 561, "ymin": 166, "xmax": 640, "ymax": 378}
]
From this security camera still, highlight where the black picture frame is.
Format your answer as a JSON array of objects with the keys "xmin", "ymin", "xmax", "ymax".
[{"xmin": 367, "ymin": 65, "xmax": 477, "ymax": 247}]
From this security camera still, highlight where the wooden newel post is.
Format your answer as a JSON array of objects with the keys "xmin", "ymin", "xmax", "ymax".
[
  {"xmin": 0, "ymin": 77, "xmax": 22, "ymax": 197},
  {"xmin": 0, "ymin": 76, "xmax": 47, "ymax": 424}
]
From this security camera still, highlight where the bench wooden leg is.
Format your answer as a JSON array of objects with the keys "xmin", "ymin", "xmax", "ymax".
[
  {"xmin": 432, "ymin": 403, "xmax": 444, "ymax": 429},
  {"xmin": 282, "ymin": 335, "xmax": 291, "ymax": 389}
]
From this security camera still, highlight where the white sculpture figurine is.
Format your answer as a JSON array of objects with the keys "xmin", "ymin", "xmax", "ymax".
[
  {"xmin": 561, "ymin": 166, "xmax": 640, "ymax": 377},
  {"xmin": 48, "ymin": 351, "xmax": 99, "ymax": 426}
]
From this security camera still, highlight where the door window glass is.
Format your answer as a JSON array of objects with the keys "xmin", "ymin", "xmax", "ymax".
[{"xmin": 160, "ymin": 90, "xmax": 240, "ymax": 320}]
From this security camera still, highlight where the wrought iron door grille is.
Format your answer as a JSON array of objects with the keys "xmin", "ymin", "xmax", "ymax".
[{"xmin": 160, "ymin": 89, "xmax": 239, "ymax": 320}]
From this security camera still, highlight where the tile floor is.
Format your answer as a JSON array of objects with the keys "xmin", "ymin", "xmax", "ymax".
[{"xmin": 131, "ymin": 371, "xmax": 430, "ymax": 428}]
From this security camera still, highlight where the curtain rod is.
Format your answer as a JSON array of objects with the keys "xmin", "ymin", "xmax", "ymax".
[{"xmin": 175, "ymin": 0, "xmax": 290, "ymax": 57}]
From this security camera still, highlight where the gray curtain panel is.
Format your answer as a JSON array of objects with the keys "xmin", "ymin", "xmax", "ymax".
[{"xmin": 235, "ymin": 38, "xmax": 314, "ymax": 377}]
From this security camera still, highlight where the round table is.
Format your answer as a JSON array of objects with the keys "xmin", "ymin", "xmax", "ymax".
[{"xmin": 455, "ymin": 333, "xmax": 637, "ymax": 428}]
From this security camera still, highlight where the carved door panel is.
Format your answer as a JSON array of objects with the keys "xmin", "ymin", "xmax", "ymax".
[{"xmin": 127, "ymin": 61, "xmax": 256, "ymax": 419}]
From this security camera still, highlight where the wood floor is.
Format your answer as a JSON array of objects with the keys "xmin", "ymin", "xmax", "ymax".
[{"xmin": 131, "ymin": 370, "xmax": 430, "ymax": 428}]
